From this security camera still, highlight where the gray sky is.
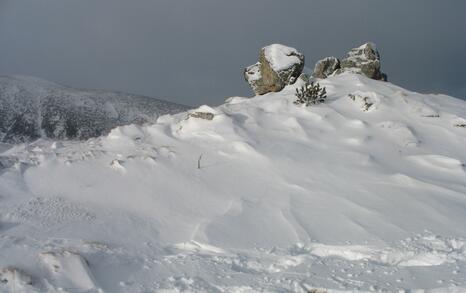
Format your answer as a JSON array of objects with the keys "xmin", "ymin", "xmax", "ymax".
[{"xmin": 1, "ymin": 0, "xmax": 465, "ymax": 106}]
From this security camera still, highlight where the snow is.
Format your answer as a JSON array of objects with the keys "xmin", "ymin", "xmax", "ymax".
[
  {"xmin": 343, "ymin": 43, "xmax": 380, "ymax": 71},
  {"xmin": 263, "ymin": 44, "xmax": 302, "ymax": 72},
  {"xmin": 1, "ymin": 72, "xmax": 466, "ymax": 291},
  {"xmin": 357, "ymin": 42, "xmax": 377, "ymax": 51},
  {"xmin": 0, "ymin": 268, "xmax": 34, "ymax": 293},
  {"xmin": 0, "ymin": 75, "xmax": 188, "ymax": 143},
  {"xmin": 244, "ymin": 62, "xmax": 262, "ymax": 83},
  {"xmin": 39, "ymin": 250, "xmax": 100, "ymax": 292}
]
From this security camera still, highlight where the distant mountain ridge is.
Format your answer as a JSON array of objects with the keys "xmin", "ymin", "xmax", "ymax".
[{"xmin": 0, "ymin": 75, "xmax": 189, "ymax": 143}]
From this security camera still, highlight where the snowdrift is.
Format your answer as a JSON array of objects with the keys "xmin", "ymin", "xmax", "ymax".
[{"xmin": 1, "ymin": 73, "xmax": 466, "ymax": 292}]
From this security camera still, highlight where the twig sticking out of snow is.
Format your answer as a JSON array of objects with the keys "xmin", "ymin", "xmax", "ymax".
[{"xmin": 198, "ymin": 154, "xmax": 203, "ymax": 170}]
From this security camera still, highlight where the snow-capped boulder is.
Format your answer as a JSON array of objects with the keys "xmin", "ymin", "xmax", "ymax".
[
  {"xmin": 0, "ymin": 75, "xmax": 189, "ymax": 143},
  {"xmin": 312, "ymin": 57, "xmax": 341, "ymax": 79},
  {"xmin": 244, "ymin": 44, "xmax": 305, "ymax": 95},
  {"xmin": 337, "ymin": 43, "xmax": 387, "ymax": 81}
]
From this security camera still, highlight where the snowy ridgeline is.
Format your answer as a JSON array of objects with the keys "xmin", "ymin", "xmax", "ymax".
[
  {"xmin": 0, "ymin": 75, "xmax": 189, "ymax": 143},
  {"xmin": 1, "ymin": 73, "xmax": 466, "ymax": 292}
]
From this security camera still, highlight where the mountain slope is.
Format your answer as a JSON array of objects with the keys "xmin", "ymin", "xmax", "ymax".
[
  {"xmin": 0, "ymin": 75, "xmax": 189, "ymax": 143},
  {"xmin": 1, "ymin": 73, "xmax": 466, "ymax": 292}
]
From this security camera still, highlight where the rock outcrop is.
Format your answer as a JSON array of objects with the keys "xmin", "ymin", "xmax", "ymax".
[
  {"xmin": 312, "ymin": 57, "xmax": 341, "ymax": 79},
  {"xmin": 338, "ymin": 43, "xmax": 387, "ymax": 81},
  {"xmin": 189, "ymin": 112, "xmax": 215, "ymax": 120},
  {"xmin": 310, "ymin": 43, "xmax": 387, "ymax": 81},
  {"xmin": 244, "ymin": 44, "xmax": 304, "ymax": 95},
  {"xmin": 245, "ymin": 42, "xmax": 387, "ymax": 92}
]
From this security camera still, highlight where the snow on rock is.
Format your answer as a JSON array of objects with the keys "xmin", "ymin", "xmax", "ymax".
[
  {"xmin": 312, "ymin": 57, "xmax": 341, "ymax": 79},
  {"xmin": 188, "ymin": 105, "xmax": 218, "ymax": 121},
  {"xmin": 110, "ymin": 159, "xmax": 127, "ymax": 173},
  {"xmin": 348, "ymin": 91, "xmax": 381, "ymax": 112},
  {"xmin": 1, "ymin": 72, "xmax": 466, "ymax": 291},
  {"xmin": 244, "ymin": 44, "xmax": 304, "ymax": 95},
  {"xmin": 453, "ymin": 117, "xmax": 466, "ymax": 127},
  {"xmin": 337, "ymin": 42, "xmax": 387, "ymax": 81},
  {"xmin": 39, "ymin": 250, "xmax": 100, "ymax": 292},
  {"xmin": 309, "ymin": 43, "xmax": 387, "ymax": 82},
  {"xmin": 243, "ymin": 62, "xmax": 261, "ymax": 87},
  {"xmin": 263, "ymin": 44, "xmax": 304, "ymax": 72},
  {"xmin": 189, "ymin": 112, "xmax": 215, "ymax": 121},
  {"xmin": 0, "ymin": 267, "xmax": 36, "ymax": 293}
]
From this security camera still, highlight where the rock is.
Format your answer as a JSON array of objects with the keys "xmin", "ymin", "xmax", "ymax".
[
  {"xmin": 244, "ymin": 44, "xmax": 305, "ymax": 95},
  {"xmin": 244, "ymin": 62, "xmax": 262, "ymax": 92},
  {"xmin": 298, "ymin": 73, "xmax": 311, "ymax": 83},
  {"xmin": 0, "ymin": 267, "xmax": 33, "ymax": 288},
  {"xmin": 189, "ymin": 112, "xmax": 215, "ymax": 121},
  {"xmin": 39, "ymin": 250, "xmax": 98, "ymax": 291},
  {"xmin": 453, "ymin": 118, "xmax": 466, "ymax": 128},
  {"xmin": 348, "ymin": 92, "xmax": 379, "ymax": 112},
  {"xmin": 338, "ymin": 43, "xmax": 387, "ymax": 81},
  {"xmin": 0, "ymin": 156, "xmax": 17, "ymax": 171},
  {"xmin": 312, "ymin": 57, "xmax": 340, "ymax": 79}
]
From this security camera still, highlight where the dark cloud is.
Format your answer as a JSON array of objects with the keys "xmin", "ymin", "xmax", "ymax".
[{"xmin": 1, "ymin": 0, "xmax": 465, "ymax": 106}]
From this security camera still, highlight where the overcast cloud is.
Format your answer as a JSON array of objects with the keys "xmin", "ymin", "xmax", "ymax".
[{"xmin": 0, "ymin": 0, "xmax": 465, "ymax": 106}]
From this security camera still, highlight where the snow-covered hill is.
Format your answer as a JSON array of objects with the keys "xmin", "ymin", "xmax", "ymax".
[
  {"xmin": 0, "ymin": 75, "xmax": 188, "ymax": 143},
  {"xmin": 1, "ymin": 73, "xmax": 466, "ymax": 292}
]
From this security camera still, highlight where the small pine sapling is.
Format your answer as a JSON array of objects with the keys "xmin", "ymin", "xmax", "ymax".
[{"xmin": 294, "ymin": 81, "xmax": 327, "ymax": 106}]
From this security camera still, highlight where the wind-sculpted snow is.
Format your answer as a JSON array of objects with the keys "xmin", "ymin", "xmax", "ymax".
[
  {"xmin": 0, "ymin": 75, "xmax": 189, "ymax": 143},
  {"xmin": 1, "ymin": 73, "xmax": 466, "ymax": 291}
]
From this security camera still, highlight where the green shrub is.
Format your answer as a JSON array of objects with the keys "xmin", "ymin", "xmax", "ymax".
[{"xmin": 294, "ymin": 81, "xmax": 327, "ymax": 106}]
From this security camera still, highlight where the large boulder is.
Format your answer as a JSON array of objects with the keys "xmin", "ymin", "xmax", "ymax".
[
  {"xmin": 312, "ymin": 57, "xmax": 341, "ymax": 79},
  {"xmin": 244, "ymin": 44, "xmax": 305, "ymax": 95},
  {"xmin": 337, "ymin": 43, "xmax": 387, "ymax": 81}
]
